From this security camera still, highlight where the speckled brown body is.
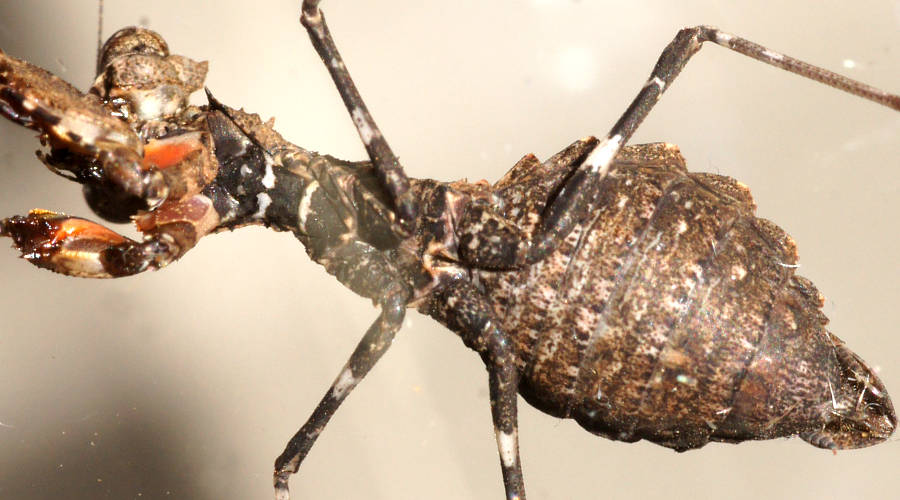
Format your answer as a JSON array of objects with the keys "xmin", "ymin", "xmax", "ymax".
[
  {"xmin": 475, "ymin": 139, "xmax": 894, "ymax": 451},
  {"xmin": 2, "ymin": 10, "xmax": 897, "ymax": 499}
]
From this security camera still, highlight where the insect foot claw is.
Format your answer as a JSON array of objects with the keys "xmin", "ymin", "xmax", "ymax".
[
  {"xmin": 144, "ymin": 170, "xmax": 169, "ymax": 208},
  {"xmin": 104, "ymin": 149, "xmax": 170, "ymax": 209},
  {"xmin": 273, "ymin": 473, "xmax": 291, "ymax": 500}
]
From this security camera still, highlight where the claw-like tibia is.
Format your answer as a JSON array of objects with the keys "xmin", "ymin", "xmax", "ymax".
[
  {"xmin": 1, "ymin": 210, "xmax": 164, "ymax": 278},
  {"xmin": 0, "ymin": 49, "xmax": 141, "ymax": 154},
  {"xmin": 0, "ymin": 49, "xmax": 168, "ymax": 208},
  {"xmin": 2, "ymin": 192, "xmax": 221, "ymax": 278}
]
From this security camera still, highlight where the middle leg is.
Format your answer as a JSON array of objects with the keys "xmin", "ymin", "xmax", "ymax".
[
  {"xmin": 298, "ymin": 1, "xmax": 416, "ymax": 235},
  {"xmin": 273, "ymin": 239, "xmax": 413, "ymax": 499},
  {"xmin": 411, "ymin": 26, "xmax": 900, "ymax": 273},
  {"xmin": 423, "ymin": 280, "xmax": 526, "ymax": 500},
  {"xmin": 525, "ymin": 25, "xmax": 900, "ymax": 263}
]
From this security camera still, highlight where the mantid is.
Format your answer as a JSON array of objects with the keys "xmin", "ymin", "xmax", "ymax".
[{"xmin": 1, "ymin": 0, "xmax": 900, "ymax": 500}]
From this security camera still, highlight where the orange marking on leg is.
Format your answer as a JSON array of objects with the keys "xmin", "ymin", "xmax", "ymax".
[
  {"xmin": 51, "ymin": 218, "xmax": 127, "ymax": 245},
  {"xmin": 142, "ymin": 133, "xmax": 203, "ymax": 169}
]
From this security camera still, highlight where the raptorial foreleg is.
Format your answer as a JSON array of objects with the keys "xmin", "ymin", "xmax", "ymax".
[{"xmin": 1, "ymin": 194, "xmax": 219, "ymax": 278}]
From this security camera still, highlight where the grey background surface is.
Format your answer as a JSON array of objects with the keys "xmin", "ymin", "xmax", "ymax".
[{"xmin": 0, "ymin": 1, "xmax": 898, "ymax": 499}]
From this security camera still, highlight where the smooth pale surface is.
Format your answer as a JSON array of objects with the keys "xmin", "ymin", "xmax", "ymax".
[{"xmin": 0, "ymin": 1, "xmax": 897, "ymax": 499}]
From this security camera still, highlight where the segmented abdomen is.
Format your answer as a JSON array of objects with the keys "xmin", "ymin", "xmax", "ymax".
[{"xmin": 477, "ymin": 142, "xmax": 836, "ymax": 450}]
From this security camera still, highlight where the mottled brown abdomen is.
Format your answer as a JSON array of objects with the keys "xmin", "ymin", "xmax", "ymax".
[{"xmin": 477, "ymin": 141, "xmax": 894, "ymax": 451}]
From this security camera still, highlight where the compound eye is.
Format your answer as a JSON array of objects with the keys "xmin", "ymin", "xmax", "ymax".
[
  {"xmin": 97, "ymin": 27, "xmax": 170, "ymax": 74},
  {"xmin": 82, "ymin": 181, "xmax": 148, "ymax": 224},
  {"xmin": 92, "ymin": 27, "xmax": 207, "ymax": 125}
]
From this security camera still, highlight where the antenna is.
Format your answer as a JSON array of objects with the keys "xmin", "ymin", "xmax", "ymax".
[{"xmin": 96, "ymin": 0, "xmax": 104, "ymax": 73}]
